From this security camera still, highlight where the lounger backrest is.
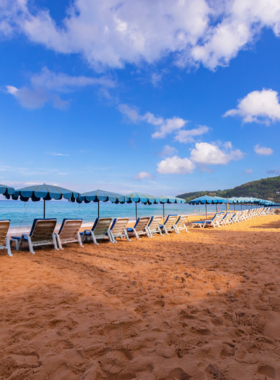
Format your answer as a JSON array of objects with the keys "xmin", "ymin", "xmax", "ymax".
[
  {"xmin": 164, "ymin": 215, "xmax": 179, "ymax": 229},
  {"xmin": 0, "ymin": 220, "xmax": 10, "ymax": 247},
  {"xmin": 110, "ymin": 218, "xmax": 129, "ymax": 234},
  {"xmin": 148, "ymin": 216, "xmax": 162, "ymax": 230},
  {"xmin": 58, "ymin": 219, "xmax": 83, "ymax": 241},
  {"xmin": 134, "ymin": 217, "xmax": 150, "ymax": 231},
  {"xmin": 93, "ymin": 218, "xmax": 113, "ymax": 236},
  {"xmin": 176, "ymin": 215, "xmax": 188, "ymax": 228},
  {"xmin": 211, "ymin": 213, "xmax": 219, "ymax": 221},
  {"xmin": 223, "ymin": 212, "xmax": 233, "ymax": 221},
  {"xmin": 30, "ymin": 219, "xmax": 57, "ymax": 243},
  {"xmin": 216, "ymin": 213, "xmax": 225, "ymax": 222}
]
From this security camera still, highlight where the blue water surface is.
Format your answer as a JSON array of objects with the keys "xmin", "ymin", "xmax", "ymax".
[{"xmin": 0, "ymin": 200, "xmax": 248, "ymax": 228}]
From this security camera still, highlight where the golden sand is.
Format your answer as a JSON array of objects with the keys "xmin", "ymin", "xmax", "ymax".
[{"xmin": 1, "ymin": 215, "xmax": 280, "ymax": 379}]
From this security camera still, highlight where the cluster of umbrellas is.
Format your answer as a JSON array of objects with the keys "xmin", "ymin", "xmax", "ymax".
[
  {"xmin": 1, "ymin": 183, "xmax": 278, "ymax": 220},
  {"xmin": 0, "ymin": 183, "xmax": 185, "ymax": 219},
  {"xmin": 189, "ymin": 195, "xmax": 279, "ymax": 218}
]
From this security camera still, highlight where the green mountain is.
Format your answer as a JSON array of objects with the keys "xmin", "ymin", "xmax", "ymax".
[{"xmin": 177, "ymin": 176, "xmax": 280, "ymax": 203}]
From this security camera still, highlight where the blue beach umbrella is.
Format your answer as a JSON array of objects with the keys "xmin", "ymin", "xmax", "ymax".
[
  {"xmin": 125, "ymin": 193, "xmax": 159, "ymax": 219},
  {"xmin": 12, "ymin": 183, "xmax": 80, "ymax": 218},
  {"xmin": 0, "ymin": 183, "xmax": 15, "ymax": 199},
  {"xmin": 189, "ymin": 195, "xmax": 222, "ymax": 219},
  {"xmin": 77, "ymin": 189, "xmax": 126, "ymax": 218},
  {"xmin": 158, "ymin": 195, "xmax": 186, "ymax": 218}
]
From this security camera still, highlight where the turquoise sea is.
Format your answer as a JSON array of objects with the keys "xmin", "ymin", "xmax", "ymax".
[{"xmin": 0, "ymin": 199, "xmax": 248, "ymax": 229}]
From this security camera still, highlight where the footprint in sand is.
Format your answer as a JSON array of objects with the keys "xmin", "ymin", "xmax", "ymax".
[
  {"xmin": 165, "ymin": 367, "xmax": 191, "ymax": 380},
  {"xmin": 99, "ymin": 350, "xmax": 138, "ymax": 379},
  {"xmin": 257, "ymin": 364, "xmax": 276, "ymax": 379}
]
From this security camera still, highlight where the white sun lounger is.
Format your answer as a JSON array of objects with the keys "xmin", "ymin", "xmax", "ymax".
[
  {"xmin": 11, "ymin": 218, "xmax": 58, "ymax": 254},
  {"xmin": 0, "ymin": 220, "xmax": 12, "ymax": 257},
  {"xmin": 80, "ymin": 217, "xmax": 113, "ymax": 245},
  {"xmin": 231, "ymin": 211, "xmax": 242, "ymax": 223},
  {"xmin": 127, "ymin": 217, "xmax": 151, "ymax": 239},
  {"xmin": 192, "ymin": 212, "xmax": 224, "ymax": 229},
  {"xmin": 109, "ymin": 218, "xmax": 130, "ymax": 243},
  {"xmin": 55, "ymin": 219, "xmax": 84, "ymax": 249},
  {"xmin": 147, "ymin": 216, "xmax": 164, "ymax": 237},
  {"xmin": 174, "ymin": 215, "xmax": 189, "ymax": 233},
  {"xmin": 160, "ymin": 215, "xmax": 179, "ymax": 235},
  {"xmin": 220, "ymin": 212, "xmax": 234, "ymax": 226}
]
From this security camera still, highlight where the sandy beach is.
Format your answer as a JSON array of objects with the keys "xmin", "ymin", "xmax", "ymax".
[{"xmin": 1, "ymin": 214, "xmax": 280, "ymax": 379}]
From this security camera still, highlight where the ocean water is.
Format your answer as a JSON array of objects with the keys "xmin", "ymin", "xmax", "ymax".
[{"xmin": 0, "ymin": 199, "xmax": 249, "ymax": 229}]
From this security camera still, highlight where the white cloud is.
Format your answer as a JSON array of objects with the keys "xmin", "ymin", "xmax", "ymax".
[
  {"xmin": 133, "ymin": 171, "xmax": 154, "ymax": 180},
  {"xmin": 118, "ymin": 104, "xmax": 140, "ymax": 123},
  {"xmin": 2, "ymin": 0, "xmax": 280, "ymax": 71},
  {"xmin": 190, "ymin": 142, "xmax": 244, "ymax": 165},
  {"xmin": 151, "ymin": 73, "xmax": 162, "ymax": 87},
  {"xmin": 224, "ymin": 89, "xmax": 280, "ymax": 125},
  {"xmin": 46, "ymin": 152, "xmax": 69, "ymax": 157},
  {"xmin": 150, "ymin": 116, "xmax": 187, "ymax": 139},
  {"xmin": 31, "ymin": 67, "xmax": 116, "ymax": 92},
  {"xmin": 254, "ymin": 144, "xmax": 273, "ymax": 155},
  {"xmin": 157, "ymin": 155, "xmax": 195, "ymax": 175},
  {"xmin": 6, "ymin": 67, "xmax": 115, "ymax": 109},
  {"xmin": 118, "ymin": 104, "xmax": 188, "ymax": 138},
  {"xmin": 244, "ymin": 169, "xmax": 253, "ymax": 174},
  {"xmin": 6, "ymin": 85, "xmax": 66, "ymax": 109},
  {"xmin": 158, "ymin": 145, "xmax": 178, "ymax": 157},
  {"xmin": 174, "ymin": 125, "xmax": 210, "ymax": 143}
]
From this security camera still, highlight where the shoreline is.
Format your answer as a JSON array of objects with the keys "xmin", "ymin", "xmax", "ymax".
[{"xmin": 6, "ymin": 212, "xmax": 215, "ymax": 235}]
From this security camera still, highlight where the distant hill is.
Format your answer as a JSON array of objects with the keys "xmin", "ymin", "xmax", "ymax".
[{"xmin": 177, "ymin": 176, "xmax": 280, "ymax": 203}]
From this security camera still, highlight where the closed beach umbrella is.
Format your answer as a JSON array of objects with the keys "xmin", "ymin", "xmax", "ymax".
[
  {"xmin": 125, "ymin": 193, "xmax": 159, "ymax": 219},
  {"xmin": 159, "ymin": 195, "xmax": 186, "ymax": 219},
  {"xmin": 0, "ymin": 183, "xmax": 15, "ymax": 199},
  {"xmin": 12, "ymin": 183, "xmax": 80, "ymax": 218},
  {"xmin": 77, "ymin": 189, "xmax": 126, "ymax": 218}
]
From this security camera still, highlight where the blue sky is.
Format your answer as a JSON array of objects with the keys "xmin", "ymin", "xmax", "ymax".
[{"xmin": 1, "ymin": 0, "xmax": 280, "ymax": 196}]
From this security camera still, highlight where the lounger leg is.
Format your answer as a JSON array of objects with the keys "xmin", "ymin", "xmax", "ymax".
[
  {"xmin": 124, "ymin": 229, "xmax": 131, "ymax": 242},
  {"xmin": 173, "ymin": 225, "xmax": 179, "ymax": 234},
  {"xmin": 13, "ymin": 239, "xmax": 20, "ymax": 251},
  {"xmin": 27, "ymin": 236, "xmax": 35, "ymax": 254},
  {"xmin": 157, "ymin": 226, "xmax": 164, "ymax": 236},
  {"xmin": 77, "ymin": 233, "xmax": 84, "ymax": 247},
  {"xmin": 55, "ymin": 234, "xmax": 64, "ymax": 250},
  {"xmin": 110, "ymin": 231, "xmax": 117, "ymax": 243},
  {"xmin": 5, "ymin": 237, "xmax": 12, "ymax": 257},
  {"xmin": 90, "ymin": 231, "xmax": 99, "ymax": 245},
  {"xmin": 107, "ymin": 229, "xmax": 115, "ymax": 243},
  {"xmin": 145, "ymin": 226, "xmax": 152, "ymax": 238},
  {"xmin": 147, "ymin": 226, "xmax": 154, "ymax": 238},
  {"xmin": 52, "ymin": 233, "xmax": 59, "ymax": 251},
  {"xmin": 163, "ymin": 226, "xmax": 169, "ymax": 235}
]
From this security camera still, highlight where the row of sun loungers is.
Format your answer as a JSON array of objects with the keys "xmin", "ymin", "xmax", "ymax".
[
  {"xmin": 0, "ymin": 214, "xmax": 189, "ymax": 256},
  {"xmin": 192, "ymin": 207, "xmax": 272, "ymax": 229}
]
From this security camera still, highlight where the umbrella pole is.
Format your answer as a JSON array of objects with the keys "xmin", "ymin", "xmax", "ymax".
[
  {"xmin": 43, "ymin": 199, "xmax": 45, "ymax": 219},
  {"xmin": 206, "ymin": 204, "xmax": 207, "ymax": 219},
  {"xmin": 216, "ymin": 204, "xmax": 217, "ymax": 212},
  {"xmin": 163, "ymin": 204, "xmax": 165, "ymax": 220},
  {"xmin": 98, "ymin": 201, "xmax": 100, "ymax": 218},
  {"xmin": 135, "ymin": 203, "xmax": 137, "ymax": 220}
]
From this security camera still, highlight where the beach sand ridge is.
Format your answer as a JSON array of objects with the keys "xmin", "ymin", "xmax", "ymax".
[{"xmin": 0, "ymin": 215, "xmax": 280, "ymax": 379}]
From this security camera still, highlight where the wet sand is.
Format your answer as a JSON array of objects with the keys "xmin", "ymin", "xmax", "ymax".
[{"xmin": 1, "ymin": 214, "xmax": 280, "ymax": 380}]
